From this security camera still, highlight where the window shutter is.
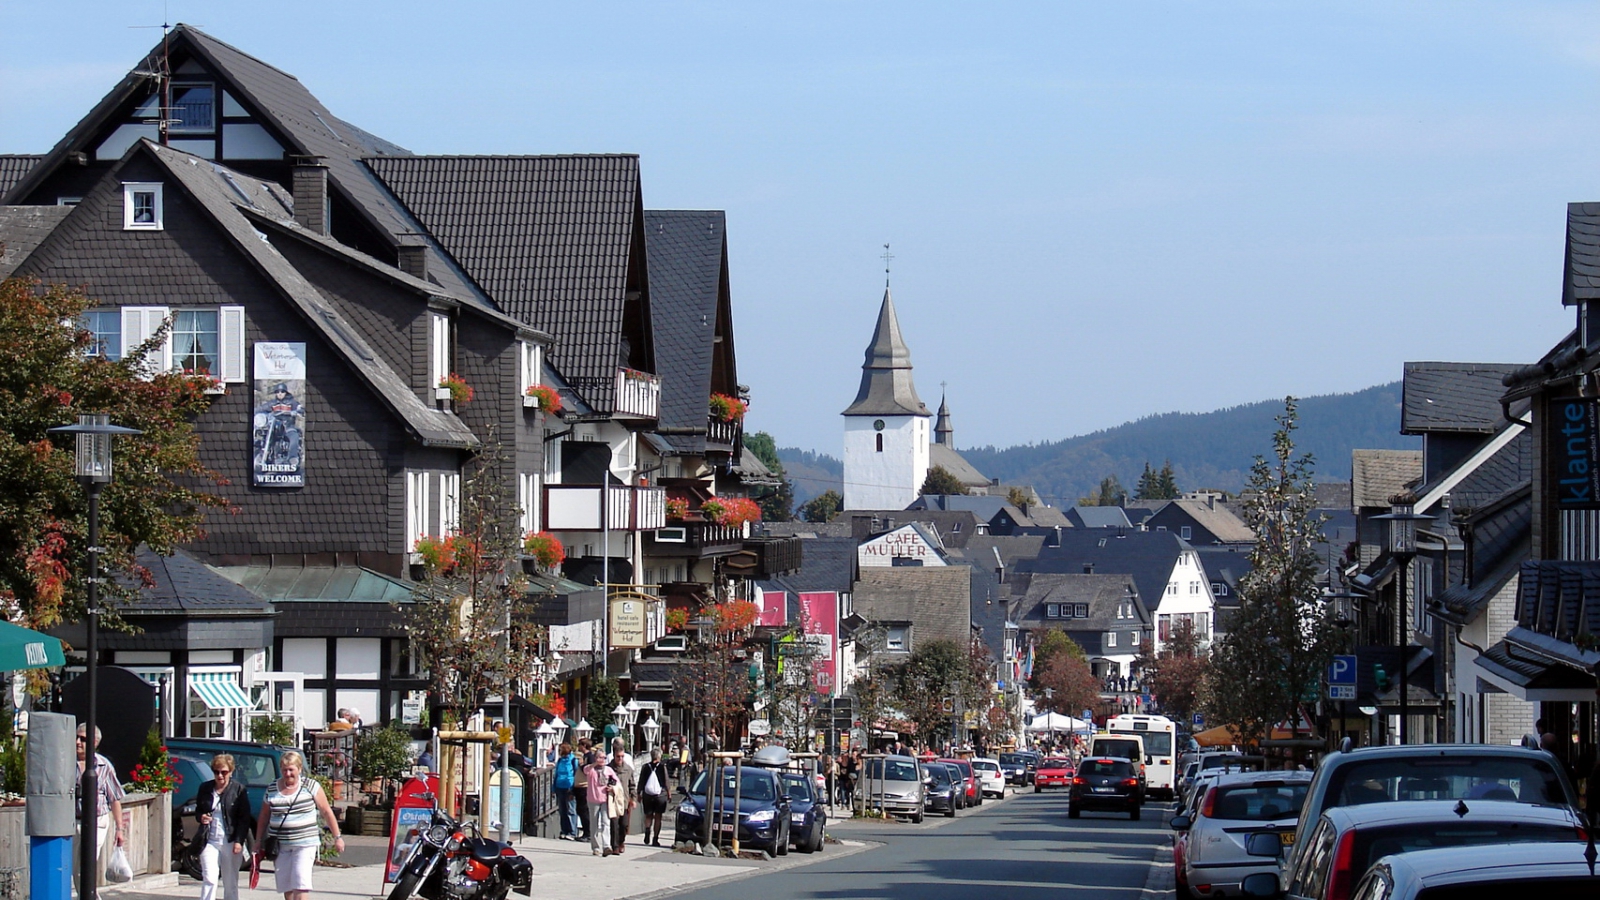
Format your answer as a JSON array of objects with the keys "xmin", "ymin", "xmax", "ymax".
[
  {"xmin": 430, "ymin": 313, "xmax": 450, "ymax": 387},
  {"xmin": 121, "ymin": 306, "xmax": 171, "ymax": 376},
  {"xmin": 219, "ymin": 306, "xmax": 246, "ymax": 383}
]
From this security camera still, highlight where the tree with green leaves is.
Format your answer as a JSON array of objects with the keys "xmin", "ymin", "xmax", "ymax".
[
  {"xmin": 0, "ymin": 278, "xmax": 227, "ymax": 642},
  {"xmin": 1005, "ymin": 486, "xmax": 1034, "ymax": 509},
  {"xmin": 1078, "ymin": 475, "xmax": 1127, "ymax": 507},
  {"xmin": 1136, "ymin": 461, "xmax": 1180, "ymax": 500},
  {"xmin": 586, "ymin": 675, "xmax": 622, "ymax": 729},
  {"xmin": 1028, "ymin": 629, "xmax": 1100, "ymax": 716},
  {"xmin": 1135, "ymin": 618, "xmax": 1208, "ymax": 727},
  {"xmin": 743, "ymin": 431, "xmax": 794, "ymax": 522},
  {"xmin": 799, "ymin": 490, "xmax": 842, "ymax": 523},
  {"xmin": 920, "ymin": 465, "xmax": 967, "ymax": 496},
  {"xmin": 1202, "ymin": 399, "xmax": 1336, "ymax": 749},
  {"xmin": 896, "ymin": 638, "xmax": 987, "ymax": 744}
]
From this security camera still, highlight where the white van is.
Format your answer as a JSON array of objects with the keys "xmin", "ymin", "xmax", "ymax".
[{"xmin": 1087, "ymin": 732, "xmax": 1147, "ymax": 793}]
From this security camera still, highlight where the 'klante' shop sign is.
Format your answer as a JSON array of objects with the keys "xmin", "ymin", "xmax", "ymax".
[{"xmin": 1551, "ymin": 399, "xmax": 1600, "ymax": 509}]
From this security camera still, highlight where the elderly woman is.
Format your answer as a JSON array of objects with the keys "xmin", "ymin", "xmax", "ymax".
[
  {"xmin": 253, "ymin": 751, "xmax": 343, "ymax": 900},
  {"xmin": 195, "ymin": 754, "xmax": 254, "ymax": 900}
]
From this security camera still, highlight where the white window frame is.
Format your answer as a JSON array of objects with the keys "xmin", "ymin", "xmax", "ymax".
[
  {"xmin": 519, "ymin": 340, "xmax": 541, "ymax": 394},
  {"xmin": 1046, "ymin": 603, "xmax": 1060, "ymax": 619},
  {"xmin": 123, "ymin": 182, "xmax": 164, "ymax": 230},
  {"xmin": 441, "ymin": 472, "xmax": 461, "ymax": 536},
  {"xmin": 885, "ymin": 625, "xmax": 909, "ymax": 652},
  {"xmin": 1105, "ymin": 632, "xmax": 1117, "ymax": 648},
  {"xmin": 406, "ymin": 472, "xmax": 431, "ymax": 551},
  {"xmin": 519, "ymin": 472, "xmax": 541, "ymax": 533},
  {"xmin": 1130, "ymin": 631, "xmax": 1140, "ymax": 646},
  {"xmin": 1180, "ymin": 526, "xmax": 1192, "ymax": 540},
  {"xmin": 430, "ymin": 313, "xmax": 450, "ymax": 397},
  {"xmin": 219, "ymin": 306, "xmax": 246, "ymax": 383}
]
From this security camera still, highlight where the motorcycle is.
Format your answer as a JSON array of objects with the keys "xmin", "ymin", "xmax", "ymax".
[{"xmin": 387, "ymin": 801, "xmax": 533, "ymax": 900}]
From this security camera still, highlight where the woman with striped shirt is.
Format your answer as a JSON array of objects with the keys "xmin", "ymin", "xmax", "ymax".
[{"xmin": 252, "ymin": 751, "xmax": 344, "ymax": 900}]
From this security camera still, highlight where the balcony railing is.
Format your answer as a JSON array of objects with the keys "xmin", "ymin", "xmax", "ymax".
[
  {"xmin": 706, "ymin": 415, "xmax": 741, "ymax": 450},
  {"xmin": 723, "ymin": 536, "xmax": 804, "ymax": 580},
  {"xmin": 645, "ymin": 520, "xmax": 747, "ymax": 558},
  {"xmin": 614, "ymin": 368, "xmax": 661, "ymax": 419},
  {"xmin": 544, "ymin": 484, "xmax": 667, "ymax": 531}
]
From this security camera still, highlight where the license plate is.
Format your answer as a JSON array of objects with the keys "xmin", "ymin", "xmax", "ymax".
[
  {"xmin": 1280, "ymin": 832, "xmax": 1296, "ymax": 846},
  {"xmin": 717, "ymin": 823, "xmax": 735, "ymax": 832},
  {"xmin": 1093, "ymin": 787, "xmax": 1113, "ymax": 793},
  {"xmin": 791, "ymin": 814, "xmax": 806, "ymax": 824}
]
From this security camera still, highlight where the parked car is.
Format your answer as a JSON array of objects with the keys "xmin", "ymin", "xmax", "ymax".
[
  {"xmin": 923, "ymin": 762, "xmax": 961, "ymax": 818},
  {"xmin": 1168, "ymin": 770, "xmax": 1312, "ymax": 899},
  {"xmin": 675, "ymin": 765, "xmax": 792, "ymax": 856},
  {"xmin": 779, "ymin": 770, "xmax": 828, "ymax": 854},
  {"xmin": 862, "ymin": 755, "xmax": 927, "ymax": 822},
  {"xmin": 170, "ymin": 755, "xmax": 221, "ymax": 870},
  {"xmin": 999, "ymin": 751, "xmax": 1040, "ymax": 785},
  {"xmin": 1337, "ymin": 841, "xmax": 1600, "ymax": 900},
  {"xmin": 971, "ymin": 757, "xmax": 1007, "ymax": 799},
  {"xmin": 1243, "ymin": 799, "xmax": 1590, "ymax": 900},
  {"xmin": 1034, "ymin": 757, "xmax": 1076, "ymax": 792},
  {"xmin": 938, "ymin": 758, "xmax": 981, "ymax": 807},
  {"xmin": 1068, "ymin": 757, "xmax": 1145, "ymax": 820},
  {"xmin": 1278, "ymin": 743, "xmax": 1581, "ymax": 873},
  {"xmin": 166, "ymin": 737, "xmax": 290, "ymax": 813}
]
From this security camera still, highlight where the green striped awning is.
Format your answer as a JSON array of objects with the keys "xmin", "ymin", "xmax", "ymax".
[{"xmin": 190, "ymin": 671, "xmax": 252, "ymax": 710}]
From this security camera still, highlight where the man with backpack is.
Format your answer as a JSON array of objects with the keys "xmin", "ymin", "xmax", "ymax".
[{"xmin": 551, "ymin": 743, "xmax": 579, "ymax": 840}]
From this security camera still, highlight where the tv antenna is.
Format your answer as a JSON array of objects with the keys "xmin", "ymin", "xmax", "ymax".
[{"xmin": 129, "ymin": 5, "xmax": 185, "ymax": 145}]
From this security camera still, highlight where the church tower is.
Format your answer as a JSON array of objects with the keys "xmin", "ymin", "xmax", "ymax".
[
  {"xmin": 934, "ymin": 392, "xmax": 953, "ymax": 447},
  {"xmin": 842, "ymin": 287, "xmax": 930, "ymax": 510}
]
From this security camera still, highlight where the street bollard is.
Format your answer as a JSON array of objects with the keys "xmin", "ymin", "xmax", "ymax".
[{"xmin": 28, "ymin": 712, "xmax": 77, "ymax": 900}]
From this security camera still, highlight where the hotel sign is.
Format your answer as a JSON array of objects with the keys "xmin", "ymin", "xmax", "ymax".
[{"xmin": 1551, "ymin": 399, "xmax": 1600, "ymax": 509}]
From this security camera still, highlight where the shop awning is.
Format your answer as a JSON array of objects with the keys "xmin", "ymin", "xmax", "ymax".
[
  {"xmin": 0, "ymin": 619, "xmax": 65, "ymax": 671},
  {"xmin": 190, "ymin": 671, "xmax": 252, "ymax": 709}
]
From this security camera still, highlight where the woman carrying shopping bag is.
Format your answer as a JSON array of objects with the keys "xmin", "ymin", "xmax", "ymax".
[
  {"xmin": 194, "ymin": 754, "xmax": 255, "ymax": 900},
  {"xmin": 252, "ymin": 751, "xmax": 344, "ymax": 900}
]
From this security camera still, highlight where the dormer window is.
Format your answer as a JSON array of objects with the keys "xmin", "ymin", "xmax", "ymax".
[{"xmin": 123, "ymin": 183, "xmax": 163, "ymax": 230}]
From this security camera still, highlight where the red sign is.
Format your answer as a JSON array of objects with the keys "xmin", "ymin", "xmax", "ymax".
[
  {"xmin": 757, "ymin": 587, "xmax": 787, "ymax": 628},
  {"xmin": 384, "ymin": 774, "xmax": 441, "ymax": 884},
  {"xmin": 799, "ymin": 591, "xmax": 838, "ymax": 697}
]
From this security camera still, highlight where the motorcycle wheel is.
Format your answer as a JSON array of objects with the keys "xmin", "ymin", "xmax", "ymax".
[{"xmin": 387, "ymin": 869, "xmax": 425, "ymax": 900}]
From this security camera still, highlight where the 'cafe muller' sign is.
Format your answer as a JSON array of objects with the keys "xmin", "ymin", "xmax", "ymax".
[{"xmin": 1551, "ymin": 398, "xmax": 1600, "ymax": 509}]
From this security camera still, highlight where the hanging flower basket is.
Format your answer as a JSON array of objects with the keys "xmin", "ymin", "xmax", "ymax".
[
  {"xmin": 701, "ymin": 496, "xmax": 761, "ymax": 529},
  {"xmin": 666, "ymin": 608, "xmax": 689, "ymax": 633},
  {"xmin": 523, "ymin": 531, "xmax": 566, "ymax": 570},
  {"xmin": 525, "ymin": 383, "xmax": 562, "ymax": 413},
  {"xmin": 708, "ymin": 393, "xmax": 747, "ymax": 423},
  {"xmin": 665, "ymin": 497, "xmax": 689, "ymax": 520},
  {"xmin": 439, "ymin": 373, "xmax": 473, "ymax": 405}
]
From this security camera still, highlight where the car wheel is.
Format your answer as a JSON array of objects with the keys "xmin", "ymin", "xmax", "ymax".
[
  {"xmin": 945, "ymin": 804, "xmax": 955, "ymax": 818},
  {"xmin": 775, "ymin": 826, "xmax": 789, "ymax": 856},
  {"xmin": 1130, "ymin": 806, "xmax": 1141, "ymax": 821},
  {"xmin": 912, "ymin": 808, "xmax": 924, "ymax": 824},
  {"xmin": 1034, "ymin": 786, "xmax": 1042, "ymax": 793},
  {"xmin": 1068, "ymin": 804, "xmax": 1080, "ymax": 819}
]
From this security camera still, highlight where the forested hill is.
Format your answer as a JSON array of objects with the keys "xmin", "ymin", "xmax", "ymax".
[{"xmin": 777, "ymin": 383, "xmax": 1418, "ymax": 507}]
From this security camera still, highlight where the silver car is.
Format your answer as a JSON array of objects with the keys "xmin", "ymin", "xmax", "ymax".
[
  {"xmin": 1170, "ymin": 770, "xmax": 1312, "ymax": 899},
  {"xmin": 861, "ymin": 755, "xmax": 925, "ymax": 822},
  {"xmin": 1346, "ymin": 841, "xmax": 1600, "ymax": 900}
]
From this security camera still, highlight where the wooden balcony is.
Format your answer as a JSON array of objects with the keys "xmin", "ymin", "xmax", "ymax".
[
  {"xmin": 723, "ymin": 536, "xmax": 805, "ymax": 580},
  {"xmin": 706, "ymin": 415, "xmax": 742, "ymax": 453},
  {"xmin": 544, "ymin": 484, "xmax": 667, "ymax": 531},
  {"xmin": 644, "ymin": 520, "xmax": 747, "ymax": 558},
  {"xmin": 614, "ymin": 368, "xmax": 661, "ymax": 420}
]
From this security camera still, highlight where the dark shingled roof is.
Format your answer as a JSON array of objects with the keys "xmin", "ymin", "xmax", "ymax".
[
  {"xmin": 644, "ymin": 209, "xmax": 727, "ymax": 452},
  {"xmin": 120, "ymin": 547, "xmax": 273, "ymax": 614},
  {"xmin": 0, "ymin": 205, "xmax": 72, "ymax": 278},
  {"xmin": 842, "ymin": 287, "xmax": 929, "ymax": 418},
  {"xmin": 0, "ymin": 156, "xmax": 41, "ymax": 198},
  {"xmin": 1564, "ymin": 201, "xmax": 1600, "ymax": 306},
  {"xmin": 1019, "ymin": 529, "xmax": 1189, "ymax": 615},
  {"xmin": 1401, "ymin": 362, "xmax": 1522, "ymax": 435},
  {"xmin": 1413, "ymin": 426, "xmax": 1531, "ymax": 513},
  {"xmin": 365, "ymin": 154, "xmax": 644, "ymax": 409},
  {"xmin": 756, "ymin": 536, "xmax": 857, "ymax": 596},
  {"xmin": 1014, "ymin": 573, "xmax": 1143, "ymax": 631}
]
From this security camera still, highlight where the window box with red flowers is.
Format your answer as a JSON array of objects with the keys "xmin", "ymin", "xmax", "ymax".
[
  {"xmin": 414, "ymin": 535, "xmax": 454, "ymax": 575},
  {"xmin": 709, "ymin": 393, "xmax": 747, "ymax": 423},
  {"xmin": 522, "ymin": 531, "xmax": 566, "ymax": 571},
  {"xmin": 665, "ymin": 497, "xmax": 690, "ymax": 521},
  {"xmin": 524, "ymin": 383, "xmax": 562, "ymax": 413},
  {"xmin": 701, "ymin": 496, "xmax": 761, "ymax": 529},
  {"xmin": 438, "ymin": 373, "xmax": 473, "ymax": 405}
]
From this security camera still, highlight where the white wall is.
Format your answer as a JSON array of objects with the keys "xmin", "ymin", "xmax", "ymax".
[
  {"xmin": 843, "ymin": 415, "xmax": 928, "ymax": 511},
  {"xmin": 1151, "ymin": 552, "xmax": 1216, "ymax": 653},
  {"xmin": 858, "ymin": 524, "xmax": 947, "ymax": 567}
]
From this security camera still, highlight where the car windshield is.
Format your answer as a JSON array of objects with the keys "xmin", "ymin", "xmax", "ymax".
[
  {"xmin": 172, "ymin": 749, "xmax": 276, "ymax": 788},
  {"xmin": 689, "ymin": 769, "xmax": 777, "ymax": 801},
  {"xmin": 1080, "ymin": 760, "xmax": 1133, "ymax": 777},
  {"xmin": 1200, "ymin": 756, "xmax": 1242, "ymax": 771},
  {"xmin": 1118, "ymin": 732, "xmax": 1172, "ymax": 755},
  {"xmin": 1415, "ymin": 881, "xmax": 1597, "ymax": 900},
  {"xmin": 972, "ymin": 761, "xmax": 998, "ymax": 773},
  {"xmin": 1041, "ymin": 758, "xmax": 1073, "ymax": 769},
  {"xmin": 928, "ymin": 767, "xmax": 954, "ymax": 786},
  {"xmin": 865, "ymin": 759, "xmax": 920, "ymax": 782},
  {"xmin": 1328, "ymin": 758, "xmax": 1568, "ymax": 807},
  {"xmin": 1352, "ymin": 820, "xmax": 1581, "ymax": 874},
  {"xmin": 780, "ymin": 775, "xmax": 812, "ymax": 801},
  {"xmin": 1000, "ymin": 754, "xmax": 1034, "ymax": 766},
  {"xmin": 1095, "ymin": 740, "xmax": 1142, "ymax": 759},
  {"xmin": 1206, "ymin": 783, "xmax": 1309, "ymax": 821}
]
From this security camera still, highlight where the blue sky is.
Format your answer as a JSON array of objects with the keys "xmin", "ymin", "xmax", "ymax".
[{"xmin": 4, "ymin": 2, "xmax": 1595, "ymax": 453}]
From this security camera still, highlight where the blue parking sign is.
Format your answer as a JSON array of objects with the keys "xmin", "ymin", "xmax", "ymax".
[{"xmin": 1329, "ymin": 655, "xmax": 1357, "ymax": 686}]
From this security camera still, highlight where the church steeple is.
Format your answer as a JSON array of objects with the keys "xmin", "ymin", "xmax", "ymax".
[
  {"xmin": 841, "ymin": 287, "xmax": 930, "ymax": 418},
  {"xmin": 934, "ymin": 391, "xmax": 953, "ymax": 447}
]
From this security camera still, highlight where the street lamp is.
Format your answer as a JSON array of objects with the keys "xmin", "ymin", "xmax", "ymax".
[
  {"xmin": 573, "ymin": 718, "xmax": 593, "ymax": 744},
  {"xmin": 551, "ymin": 716, "xmax": 568, "ymax": 748},
  {"xmin": 1374, "ymin": 499, "xmax": 1433, "ymax": 745},
  {"xmin": 611, "ymin": 703, "xmax": 629, "ymax": 732},
  {"xmin": 534, "ymin": 719, "xmax": 556, "ymax": 764},
  {"xmin": 640, "ymin": 714, "xmax": 660, "ymax": 751},
  {"xmin": 49, "ymin": 413, "xmax": 140, "ymax": 900},
  {"xmin": 625, "ymin": 697, "xmax": 641, "ymax": 726}
]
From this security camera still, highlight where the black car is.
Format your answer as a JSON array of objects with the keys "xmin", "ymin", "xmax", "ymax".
[
  {"xmin": 675, "ymin": 766, "xmax": 792, "ymax": 856},
  {"xmin": 923, "ymin": 762, "xmax": 961, "ymax": 817},
  {"xmin": 1068, "ymin": 757, "xmax": 1145, "ymax": 820},
  {"xmin": 999, "ymin": 751, "xmax": 1041, "ymax": 786},
  {"xmin": 779, "ymin": 771, "xmax": 827, "ymax": 853}
]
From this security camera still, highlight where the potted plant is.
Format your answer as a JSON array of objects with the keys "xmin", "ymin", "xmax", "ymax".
[
  {"xmin": 665, "ymin": 497, "xmax": 689, "ymax": 520},
  {"xmin": 522, "ymin": 531, "xmax": 565, "ymax": 571},
  {"xmin": 438, "ymin": 372, "xmax": 473, "ymax": 405},
  {"xmin": 708, "ymin": 392, "xmax": 747, "ymax": 422},
  {"xmin": 414, "ymin": 535, "xmax": 454, "ymax": 574},
  {"xmin": 127, "ymin": 726, "xmax": 181, "ymax": 794},
  {"xmin": 524, "ymin": 383, "xmax": 562, "ymax": 413},
  {"xmin": 702, "ymin": 496, "xmax": 761, "ymax": 529}
]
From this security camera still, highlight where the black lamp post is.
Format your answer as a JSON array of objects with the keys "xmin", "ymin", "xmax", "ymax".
[
  {"xmin": 49, "ymin": 413, "xmax": 140, "ymax": 900},
  {"xmin": 1374, "ymin": 499, "xmax": 1432, "ymax": 745},
  {"xmin": 1324, "ymin": 590, "xmax": 1363, "ymax": 747}
]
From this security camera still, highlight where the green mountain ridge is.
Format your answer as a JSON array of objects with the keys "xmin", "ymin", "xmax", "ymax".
[{"xmin": 776, "ymin": 383, "xmax": 1417, "ymax": 507}]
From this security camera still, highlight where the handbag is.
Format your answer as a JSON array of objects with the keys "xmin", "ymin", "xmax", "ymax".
[{"xmin": 262, "ymin": 782, "xmax": 305, "ymax": 861}]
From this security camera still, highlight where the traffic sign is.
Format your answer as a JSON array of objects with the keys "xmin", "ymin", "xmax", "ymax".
[
  {"xmin": 1082, "ymin": 708, "xmax": 1093, "ymax": 722},
  {"xmin": 1329, "ymin": 685, "xmax": 1356, "ymax": 700},
  {"xmin": 1192, "ymin": 713, "xmax": 1204, "ymax": 727},
  {"xmin": 1329, "ymin": 655, "xmax": 1357, "ymax": 686}
]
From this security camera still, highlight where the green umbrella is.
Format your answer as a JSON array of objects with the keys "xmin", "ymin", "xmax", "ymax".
[{"xmin": 0, "ymin": 620, "xmax": 66, "ymax": 671}]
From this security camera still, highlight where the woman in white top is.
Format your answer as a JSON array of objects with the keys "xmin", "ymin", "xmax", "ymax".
[{"xmin": 252, "ymin": 751, "xmax": 344, "ymax": 900}]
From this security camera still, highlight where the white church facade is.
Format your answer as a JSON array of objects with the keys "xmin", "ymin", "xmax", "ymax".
[{"xmin": 841, "ymin": 288, "xmax": 932, "ymax": 510}]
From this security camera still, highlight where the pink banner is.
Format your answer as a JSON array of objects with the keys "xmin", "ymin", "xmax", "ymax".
[
  {"xmin": 799, "ymin": 592, "xmax": 838, "ymax": 697},
  {"xmin": 757, "ymin": 587, "xmax": 787, "ymax": 628}
]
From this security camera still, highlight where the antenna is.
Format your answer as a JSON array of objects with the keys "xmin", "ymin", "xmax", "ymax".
[
  {"xmin": 880, "ymin": 243, "xmax": 894, "ymax": 287},
  {"xmin": 129, "ymin": 6, "xmax": 179, "ymax": 145}
]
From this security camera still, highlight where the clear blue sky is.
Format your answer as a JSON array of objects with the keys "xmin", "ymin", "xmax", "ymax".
[{"xmin": 4, "ymin": 2, "xmax": 1594, "ymax": 453}]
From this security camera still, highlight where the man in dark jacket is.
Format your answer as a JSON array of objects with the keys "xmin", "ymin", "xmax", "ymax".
[{"xmin": 194, "ymin": 753, "xmax": 255, "ymax": 900}]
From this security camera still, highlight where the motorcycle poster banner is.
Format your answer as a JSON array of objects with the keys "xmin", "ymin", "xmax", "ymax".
[{"xmin": 252, "ymin": 342, "xmax": 307, "ymax": 488}]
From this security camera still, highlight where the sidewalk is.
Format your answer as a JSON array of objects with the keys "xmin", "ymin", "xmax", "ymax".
[{"xmin": 105, "ymin": 829, "xmax": 856, "ymax": 900}]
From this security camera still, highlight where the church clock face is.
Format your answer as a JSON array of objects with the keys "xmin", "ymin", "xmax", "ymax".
[{"xmin": 873, "ymin": 419, "xmax": 885, "ymax": 431}]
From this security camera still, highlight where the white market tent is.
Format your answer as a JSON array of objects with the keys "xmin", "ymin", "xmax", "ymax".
[{"xmin": 1026, "ymin": 712, "xmax": 1088, "ymax": 732}]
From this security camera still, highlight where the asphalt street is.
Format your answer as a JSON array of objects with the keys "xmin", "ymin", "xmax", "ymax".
[{"xmin": 666, "ymin": 792, "xmax": 1173, "ymax": 900}]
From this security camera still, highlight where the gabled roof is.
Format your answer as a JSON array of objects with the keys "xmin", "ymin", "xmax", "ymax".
[
  {"xmin": 644, "ymin": 209, "xmax": 730, "ymax": 451},
  {"xmin": 1351, "ymin": 449, "xmax": 1422, "ymax": 508},
  {"xmin": 1067, "ymin": 506, "xmax": 1132, "ymax": 529},
  {"xmin": 0, "ymin": 156, "xmax": 40, "ymax": 198},
  {"xmin": 0, "ymin": 205, "xmax": 72, "ymax": 278},
  {"xmin": 1151, "ymin": 499, "xmax": 1256, "ymax": 544},
  {"xmin": 928, "ymin": 442, "xmax": 989, "ymax": 489},
  {"xmin": 1014, "ymin": 573, "xmax": 1145, "ymax": 631},
  {"xmin": 1563, "ymin": 201, "xmax": 1600, "ymax": 306},
  {"xmin": 842, "ymin": 287, "xmax": 929, "ymax": 417},
  {"xmin": 1401, "ymin": 362, "xmax": 1521, "ymax": 435},
  {"xmin": 142, "ymin": 142, "xmax": 477, "ymax": 449},
  {"xmin": 908, "ymin": 494, "xmax": 1009, "ymax": 519},
  {"xmin": 1411, "ymin": 424, "xmax": 1530, "ymax": 514},
  {"xmin": 365, "ymin": 154, "xmax": 647, "ymax": 409},
  {"xmin": 1019, "ymin": 529, "xmax": 1190, "ymax": 614},
  {"xmin": 950, "ymin": 533, "xmax": 1047, "ymax": 570},
  {"xmin": 1434, "ymin": 490, "xmax": 1528, "ymax": 626},
  {"xmin": 120, "ymin": 547, "xmax": 273, "ymax": 615}
]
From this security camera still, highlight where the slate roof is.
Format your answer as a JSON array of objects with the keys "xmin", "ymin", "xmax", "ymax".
[
  {"xmin": 756, "ymin": 536, "xmax": 857, "ymax": 595},
  {"xmin": 1434, "ymin": 495, "xmax": 1528, "ymax": 627},
  {"xmin": 1067, "ymin": 506, "xmax": 1132, "ymax": 529},
  {"xmin": 0, "ymin": 205, "xmax": 71, "ymax": 278},
  {"xmin": 1014, "ymin": 573, "xmax": 1143, "ymax": 631},
  {"xmin": 1564, "ymin": 201, "xmax": 1600, "ymax": 306},
  {"xmin": 854, "ymin": 566, "xmax": 970, "ymax": 643},
  {"xmin": 1351, "ymin": 449, "xmax": 1423, "ymax": 508},
  {"xmin": 929, "ymin": 442, "xmax": 990, "ymax": 490},
  {"xmin": 0, "ymin": 156, "xmax": 40, "ymax": 198},
  {"xmin": 365, "ymin": 154, "xmax": 646, "ymax": 409},
  {"xmin": 118, "ymin": 547, "xmax": 273, "ymax": 615},
  {"xmin": 908, "ymin": 494, "xmax": 1009, "ymax": 519},
  {"xmin": 950, "ymin": 534, "xmax": 1047, "ymax": 571},
  {"xmin": 1412, "ymin": 425, "xmax": 1531, "ymax": 513},
  {"xmin": 144, "ymin": 141, "xmax": 477, "ymax": 449},
  {"xmin": 1152, "ymin": 499, "xmax": 1256, "ymax": 544},
  {"xmin": 842, "ymin": 287, "xmax": 929, "ymax": 417},
  {"xmin": 845, "ymin": 509, "xmax": 983, "ymax": 550},
  {"xmin": 1018, "ymin": 529, "xmax": 1189, "ymax": 614},
  {"xmin": 762, "ymin": 521, "xmax": 854, "ymax": 539},
  {"xmin": 644, "ymin": 209, "xmax": 728, "ymax": 452},
  {"xmin": 962, "ymin": 561, "xmax": 1013, "ymax": 657},
  {"xmin": 1401, "ymin": 362, "xmax": 1521, "ymax": 434}
]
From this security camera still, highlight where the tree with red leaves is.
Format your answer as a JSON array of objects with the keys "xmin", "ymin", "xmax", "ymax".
[{"xmin": 1136, "ymin": 618, "xmax": 1209, "ymax": 727}]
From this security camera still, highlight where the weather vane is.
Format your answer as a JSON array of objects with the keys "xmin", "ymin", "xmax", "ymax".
[{"xmin": 881, "ymin": 243, "xmax": 894, "ymax": 287}]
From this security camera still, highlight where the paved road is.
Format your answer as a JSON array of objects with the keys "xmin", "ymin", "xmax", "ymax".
[{"xmin": 667, "ymin": 792, "xmax": 1172, "ymax": 900}]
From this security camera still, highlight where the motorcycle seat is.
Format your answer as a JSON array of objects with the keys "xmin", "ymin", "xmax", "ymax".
[{"xmin": 465, "ymin": 837, "xmax": 504, "ymax": 863}]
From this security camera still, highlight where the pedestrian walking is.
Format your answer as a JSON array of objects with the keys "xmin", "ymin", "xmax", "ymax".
[
  {"xmin": 551, "ymin": 742, "xmax": 579, "ymax": 840},
  {"xmin": 583, "ymin": 751, "xmax": 617, "ymax": 857},
  {"xmin": 572, "ymin": 739, "xmax": 591, "ymax": 840},
  {"xmin": 74, "ymin": 724, "xmax": 126, "ymax": 897},
  {"xmin": 252, "ymin": 750, "xmax": 343, "ymax": 900},
  {"xmin": 194, "ymin": 754, "xmax": 254, "ymax": 900},
  {"xmin": 608, "ymin": 741, "xmax": 636, "ymax": 854},
  {"xmin": 636, "ymin": 748, "xmax": 669, "ymax": 847}
]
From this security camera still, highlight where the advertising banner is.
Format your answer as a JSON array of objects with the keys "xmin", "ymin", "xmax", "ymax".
[
  {"xmin": 1550, "ymin": 398, "xmax": 1600, "ymax": 509},
  {"xmin": 385, "ymin": 774, "xmax": 441, "ymax": 883},
  {"xmin": 798, "ymin": 592, "xmax": 838, "ymax": 698},
  {"xmin": 252, "ymin": 342, "xmax": 307, "ymax": 488},
  {"xmin": 757, "ymin": 587, "xmax": 787, "ymax": 627}
]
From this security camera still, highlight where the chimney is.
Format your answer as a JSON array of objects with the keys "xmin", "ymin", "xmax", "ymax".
[
  {"xmin": 291, "ymin": 156, "xmax": 330, "ymax": 235},
  {"xmin": 397, "ymin": 234, "xmax": 428, "ymax": 281}
]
